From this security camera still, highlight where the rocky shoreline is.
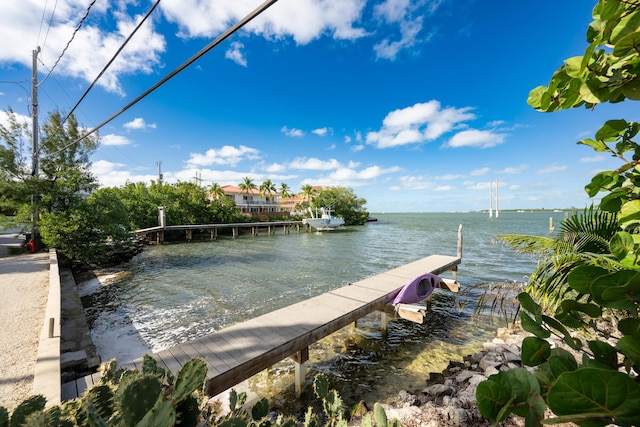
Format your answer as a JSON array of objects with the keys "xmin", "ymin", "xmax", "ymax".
[{"xmin": 366, "ymin": 324, "xmax": 576, "ymax": 427}]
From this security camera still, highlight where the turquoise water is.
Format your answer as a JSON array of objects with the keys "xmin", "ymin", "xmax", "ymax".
[{"xmin": 81, "ymin": 211, "xmax": 565, "ymax": 405}]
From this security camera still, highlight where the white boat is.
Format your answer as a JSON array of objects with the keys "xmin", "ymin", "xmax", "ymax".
[{"xmin": 302, "ymin": 207, "xmax": 345, "ymax": 231}]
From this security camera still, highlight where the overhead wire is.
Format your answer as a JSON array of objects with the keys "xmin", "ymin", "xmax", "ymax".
[
  {"xmin": 50, "ymin": 0, "xmax": 280, "ymax": 157},
  {"xmin": 40, "ymin": 0, "xmax": 60, "ymax": 53},
  {"xmin": 36, "ymin": 0, "xmax": 162, "ymax": 155},
  {"xmin": 38, "ymin": 0, "xmax": 98, "ymax": 87}
]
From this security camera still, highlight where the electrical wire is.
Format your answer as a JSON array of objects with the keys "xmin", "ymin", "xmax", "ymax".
[
  {"xmin": 36, "ymin": 0, "xmax": 162, "ymax": 155},
  {"xmin": 39, "ymin": 0, "xmax": 97, "ymax": 87},
  {"xmin": 50, "ymin": 0, "xmax": 280, "ymax": 157},
  {"xmin": 40, "ymin": 0, "xmax": 60, "ymax": 54}
]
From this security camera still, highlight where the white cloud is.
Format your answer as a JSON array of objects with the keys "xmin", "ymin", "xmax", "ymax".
[
  {"xmin": 537, "ymin": 164, "xmax": 568, "ymax": 174},
  {"xmin": 225, "ymin": 41, "xmax": 247, "ymax": 67},
  {"xmin": 445, "ymin": 129, "xmax": 506, "ymax": 149},
  {"xmin": 501, "ymin": 165, "xmax": 528, "ymax": 175},
  {"xmin": 0, "ymin": 1, "xmax": 167, "ymax": 94},
  {"xmin": 470, "ymin": 167, "xmax": 490, "ymax": 176},
  {"xmin": 101, "ymin": 134, "xmax": 131, "ymax": 146},
  {"xmin": 123, "ymin": 117, "xmax": 156, "ymax": 130},
  {"xmin": 281, "ymin": 126, "xmax": 305, "ymax": 137},
  {"xmin": 580, "ymin": 155, "xmax": 607, "ymax": 163},
  {"xmin": 351, "ymin": 144, "xmax": 365, "ymax": 152},
  {"xmin": 312, "ymin": 127, "xmax": 332, "ymax": 136},
  {"xmin": 186, "ymin": 145, "xmax": 260, "ymax": 167},
  {"xmin": 290, "ymin": 157, "xmax": 342, "ymax": 170},
  {"xmin": 161, "ymin": 0, "xmax": 368, "ymax": 44},
  {"xmin": 366, "ymin": 100, "xmax": 476, "ymax": 148},
  {"xmin": 0, "ymin": 109, "xmax": 30, "ymax": 127},
  {"xmin": 436, "ymin": 174, "xmax": 462, "ymax": 181},
  {"xmin": 390, "ymin": 175, "xmax": 435, "ymax": 191}
]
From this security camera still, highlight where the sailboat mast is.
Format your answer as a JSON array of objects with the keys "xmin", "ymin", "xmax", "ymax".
[
  {"xmin": 489, "ymin": 181, "xmax": 493, "ymax": 218},
  {"xmin": 495, "ymin": 179, "xmax": 499, "ymax": 218}
]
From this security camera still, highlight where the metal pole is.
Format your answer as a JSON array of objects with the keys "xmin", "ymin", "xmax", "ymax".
[{"xmin": 31, "ymin": 47, "xmax": 40, "ymax": 247}]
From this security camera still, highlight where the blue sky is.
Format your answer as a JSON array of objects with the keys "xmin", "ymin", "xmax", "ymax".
[{"xmin": 0, "ymin": 0, "xmax": 634, "ymax": 212}]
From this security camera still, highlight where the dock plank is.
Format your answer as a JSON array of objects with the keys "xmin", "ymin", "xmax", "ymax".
[{"xmin": 63, "ymin": 254, "xmax": 461, "ymax": 400}]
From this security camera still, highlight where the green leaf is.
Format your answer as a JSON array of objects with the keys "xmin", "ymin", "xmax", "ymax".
[
  {"xmin": 614, "ymin": 31, "xmax": 640, "ymax": 58},
  {"xmin": 520, "ymin": 312, "xmax": 550, "ymax": 339},
  {"xmin": 567, "ymin": 265, "xmax": 608, "ymax": 294},
  {"xmin": 172, "ymin": 358, "xmax": 207, "ymax": 403},
  {"xmin": 619, "ymin": 200, "xmax": 640, "ymax": 229},
  {"xmin": 521, "ymin": 336, "xmax": 551, "ymax": 366},
  {"xmin": 577, "ymin": 138, "xmax": 610, "ymax": 153},
  {"xmin": 528, "ymin": 86, "xmax": 549, "ymax": 110},
  {"xmin": 518, "ymin": 292, "xmax": 543, "ymax": 316},
  {"xmin": 559, "ymin": 299, "xmax": 602, "ymax": 318},
  {"xmin": 617, "ymin": 336, "xmax": 640, "ymax": 368},
  {"xmin": 595, "ymin": 119, "xmax": 629, "ymax": 141},
  {"xmin": 599, "ymin": 190, "xmax": 625, "ymax": 212},
  {"xmin": 611, "ymin": 231, "xmax": 635, "ymax": 260},
  {"xmin": 610, "ymin": 9, "xmax": 640, "ymax": 44},
  {"xmin": 476, "ymin": 380, "xmax": 512, "ymax": 421},
  {"xmin": 251, "ymin": 397, "xmax": 269, "ymax": 420},
  {"xmin": 548, "ymin": 369, "xmax": 640, "ymax": 426},
  {"xmin": 548, "ymin": 352, "xmax": 579, "ymax": 378},
  {"xmin": 585, "ymin": 171, "xmax": 616, "ymax": 197},
  {"xmin": 619, "ymin": 318, "xmax": 640, "ymax": 338},
  {"xmin": 597, "ymin": 270, "xmax": 640, "ymax": 309},
  {"xmin": 588, "ymin": 340, "xmax": 618, "ymax": 369}
]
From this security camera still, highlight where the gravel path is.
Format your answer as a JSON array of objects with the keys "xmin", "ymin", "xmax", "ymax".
[{"xmin": 0, "ymin": 252, "xmax": 49, "ymax": 412}]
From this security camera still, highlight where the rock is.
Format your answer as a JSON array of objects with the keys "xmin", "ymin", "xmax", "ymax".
[
  {"xmin": 478, "ymin": 355, "xmax": 501, "ymax": 371},
  {"xmin": 397, "ymin": 390, "xmax": 419, "ymax": 407},
  {"xmin": 423, "ymin": 384, "xmax": 454, "ymax": 397},
  {"xmin": 483, "ymin": 365, "xmax": 499, "ymax": 377},
  {"xmin": 455, "ymin": 370, "xmax": 476, "ymax": 383}
]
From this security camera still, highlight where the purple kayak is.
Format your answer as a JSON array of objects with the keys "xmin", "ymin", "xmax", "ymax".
[{"xmin": 391, "ymin": 273, "xmax": 443, "ymax": 305}]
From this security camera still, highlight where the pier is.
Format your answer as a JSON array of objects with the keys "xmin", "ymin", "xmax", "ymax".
[{"xmin": 62, "ymin": 227, "xmax": 463, "ymax": 400}]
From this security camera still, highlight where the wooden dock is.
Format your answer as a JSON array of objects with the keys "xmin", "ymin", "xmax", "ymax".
[{"xmin": 62, "ymin": 252, "xmax": 461, "ymax": 400}]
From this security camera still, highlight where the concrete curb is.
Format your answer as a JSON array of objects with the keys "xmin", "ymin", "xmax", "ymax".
[{"xmin": 32, "ymin": 249, "xmax": 61, "ymax": 406}]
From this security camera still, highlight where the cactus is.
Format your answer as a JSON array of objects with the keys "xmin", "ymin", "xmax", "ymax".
[
  {"xmin": 250, "ymin": 397, "xmax": 269, "ymax": 421},
  {"xmin": 1, "ymin": 406, "xmax": 8, "ymax": 427},
  {"xmin": 313, "ymin": 375, "xmax": 329, "ymax": 400},
  {"xmin": 171, "ymin": 358, "xmax": 207, "ymax": 403},
  {"xmin": 136, "ymin": 397, "xmax": 176, "ymax": 427},
  {"xmin": 323, "ymin": 390, "xmax": 346, "ymax": 421},
  {"xmin": 84, "ymin": 384, "xmax": 114, "ymax": 422},
  {"xmin": 175, "ymin": 395, "xmax": 200, "ymax": 427},
  {"xmin": 303, "ymin": 407, "xmax": 319, "ymax": 427},
  {"xmin": 10, "ymin": 395, "xmax": 46, "ymax": 427},
  {"xmin": 120, "ymin": 376, "xmax": 162, "ymax": 427},
  {"xmin": 84, "ymin": 397, "xmax": 109, "ymax": 427},
  {"xmin": 228, "ymin": 389, "xmax": 247, "ymax": 413},
  {"xmin": 373, "ymin": 403, "xmax": 387, "ymax": 427},
  {"xmin": 142, "ymin": 355, "xmax": 166, "ymax": 381}
]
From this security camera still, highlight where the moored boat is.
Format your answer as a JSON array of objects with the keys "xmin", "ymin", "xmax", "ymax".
[{"xmin": 302, "ymin": 207, "xmax": 345, "ymax": 231}]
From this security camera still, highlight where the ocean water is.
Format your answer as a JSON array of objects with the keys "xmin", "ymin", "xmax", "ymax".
[{"xmin": 79, "ymin": 211, "xmax": 566, "ymax": 405}]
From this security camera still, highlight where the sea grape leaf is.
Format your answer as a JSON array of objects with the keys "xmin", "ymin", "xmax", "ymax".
[
  {"xmin": 567, "ymin": 265, "xmax": 609, "ymax": 294},
  {"xmin": 596, "ymin": 270, "xmax": 640, "ymax": 309},
  {"xmin": 595, "ymin": 119, "xmax": 629, "ymax": 141},
  {"xmin": 521, "ymin": 336, "xmax": 551, "ymax": 367},
  {"xmin": 610, "ymin": 231, "xmax": 635, "ymax": 260},
  {"xmin": 619, "ymin": 200, "xmax": 640, "ymax": 229},
  {"xmin": 588, "ymin": 340, "xmax": 618, "ymax": 369},
  {"xmin": 617, "ymin": 336, "xmax": 640, "ymax": 368},
  {"xmin": 476, "ymin": 379, "xmax": 512, "ymax": 422},
  {"xmin": 520, "ymin": 312, "xmax": 550, "ymax": 339},
  {"xmin": 548, "ymin": 353, "xmax": 578, "ymax": 378},
  {"xmin": 548, "ymin": 368, "xmax": 640, "ymax": 427},
  {"xmin": 618, "ymin": 318, "xmax": 640, "ymax": 337},
  {"xmin": 577, "ymin": 138, "xmax": 610, "ymax": 152},
  {"xmin": 518, "ymin": 292, "xmax": 542, "ymax": 316}
]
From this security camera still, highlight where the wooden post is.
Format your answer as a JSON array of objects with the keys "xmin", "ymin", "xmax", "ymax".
[
  {"xmin": 157, "ymin": 231, "xmax": 164, "ymax": 244},
  {"xmin": 380, "ymin": 311, "xmax": 388, "ymax": 333},
  {"xmin": 233, "ymin": 227, "xmax": 238, "ymax": 238},
  {"xmin": 453, "ymin": 224, "xmax": 463, "ymax": 282},
  {"xmin": 186, "ymin": 230, "xmax": 192, "ymax": 242},
  {"xmin": 290, "ymin": 347, "xmax": 309, "ymax": 397}
]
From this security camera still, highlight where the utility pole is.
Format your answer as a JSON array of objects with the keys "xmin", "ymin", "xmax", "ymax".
[
  {"xmin": 157, "ymin": 161, "xmax": 163, "ymax": 185},
  {"xmin": 31, "ymin": 46, "xmax": 40, "ymax": 247}
]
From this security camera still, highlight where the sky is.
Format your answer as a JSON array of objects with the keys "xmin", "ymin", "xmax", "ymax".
[{"xmin": 0, "ymin": 0, "xmax": 635, "ymax": 213}]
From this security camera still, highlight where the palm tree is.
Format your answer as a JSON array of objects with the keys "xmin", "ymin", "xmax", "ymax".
[
  {"xmin": 238, "ymin": 177, "xmax": 257, "ymax": 213},
  {"xmin": 259, "ymin": 179, "xmax": 277, "ymax": 201},
  {"xmin": 278, "ymin": 182, "xmax": 292, "ymax": 198},
  {"xmin": 300, "ymin": 184, "xmax": 316, "ymax": 204},
  {"xmin": 499, "ymin": 206, "xmax": 620, "ymax": 309},
  {"xmin": 208, "ymin": 182, "xmax": 225, "ymax": 200}
]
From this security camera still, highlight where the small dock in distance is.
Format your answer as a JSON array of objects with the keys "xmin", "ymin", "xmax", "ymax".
[{"xmin": 63, "ymin": 227, "xmax": 463, "ymax": 400}]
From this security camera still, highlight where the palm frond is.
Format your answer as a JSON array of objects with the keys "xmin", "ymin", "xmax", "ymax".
[{"xmin": 497, "ymin": 234, "xmax": 556, "ymax": 255}]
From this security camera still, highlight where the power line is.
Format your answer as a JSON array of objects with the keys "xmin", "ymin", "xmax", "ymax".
[
  {"xmin": 39, "ymin": 0, "xmax": 98, "ymax": 87},
  {"xmin": 50, "ymin": 0, "xmax": 280, "ymax": 157},
  {"xmin": 36, "ymin": 0, "xmax": 162, "ymax": 156},
  {"xmin": 61, "ymin": 0, "xmax": 162, "ymax": 126},
  {"xmin": 40, "ymin": 0, "xmax": 60, "ymax": 53}
]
